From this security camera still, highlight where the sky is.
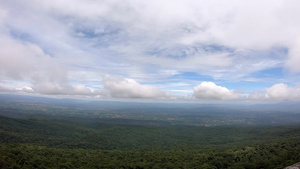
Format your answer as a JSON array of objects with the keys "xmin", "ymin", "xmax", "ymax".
[{"xmin": 0, "ymin": 0, "xmax": 300, "ymax": 102}]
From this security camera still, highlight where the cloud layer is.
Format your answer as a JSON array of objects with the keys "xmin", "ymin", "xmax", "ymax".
[{"xmin": 0, "ymin": 1, "xmax": 300, "ymax": 101}]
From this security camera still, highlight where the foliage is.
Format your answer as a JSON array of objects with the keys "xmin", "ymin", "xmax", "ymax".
[
  {"xmin": 0, "ymin": 140, "xmax": 299, "ymax": 169},
  {"xmin": 0, "ymin": 115, "xmax": 299, "ymax": 168},
  {"xmin": 0, "ymin": 96, "xmax": 299, "ymax": 168}
]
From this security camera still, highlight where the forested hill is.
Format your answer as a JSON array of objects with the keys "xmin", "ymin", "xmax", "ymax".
[
  {"xmin": 0, "ymin": 114, "xmax": 299, "ymax": 150},
  {"xmin": 0, "ymin": 94, "xmax": 299, "ymax": 168},
  {"xmin": 0, "ymin": 114, "xmax": 299, "ymax": 168}
]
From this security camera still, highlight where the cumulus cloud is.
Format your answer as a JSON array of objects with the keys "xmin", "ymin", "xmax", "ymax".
[
  {"xmin": 249, "ymin": 83, "xmax": 300, "ymax": 101},
  {"xmin": 193, "ymin": 82, "xmax": 240, "ymax": 100},
  {"xmin": 102, "ymin": 75, "xmax": 170, "ymax": 99},
  {"xmin": 266, "ymin": 83, "xmax": 290, "ymax": 100},
  {"xmin": 266, "ymin": 83, "xmax": 300, "ymax": 101}
]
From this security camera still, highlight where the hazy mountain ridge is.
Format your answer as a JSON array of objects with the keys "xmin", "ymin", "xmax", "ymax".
[{"xmin": 1, "ymin": 94, "xmax": 300, "ymax": 126}]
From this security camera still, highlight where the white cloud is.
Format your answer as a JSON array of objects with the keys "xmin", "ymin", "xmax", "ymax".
[
  {"xmin": 0, "ymin": 35, "xmax": 44, "ymax": 80},
  {"xmin": 16, "ymin": 86, "xmax": 34, "ymax": 93},
  {"xmin": 286, "ymin": 42, "xmax": 300, "ymax": 73},
  {"xmin": 3, "ymin": 0, "xmax": 293, "ymax": 78},
  {"xmin": 249, "ymin": 83, "xmax": 300, "ymax": 101},
  {"xmin": 102, "ymin": 75, "xmax": 170, "ymax": 99},
  {"xmin": 0, "ymin": 34, "xmax": 100, "ymax": 96},
  {"xmin": 0, "ymin": 32, "xmax": 69, "ymax": 84},
  {"xmin": 1, "ymin": 0, "xmax": 300, "ymax": 101},
  {"xmin": 0, "ymin": 33, "xmax": 77, "ymax": 96},
  {"xmin": 266, "ymin": 83, "xmax": 289, "ymax": 100},
  {"xmin": 193, "ymin": 82, "xmax": 240, "ymax": 100},
  {"xmin": 29, "ymin": 81, "xmax": 104, "ymax": 97},
  {"xmin": 266, "ymin": 83, "xmax": 300, "ymax": 101}
]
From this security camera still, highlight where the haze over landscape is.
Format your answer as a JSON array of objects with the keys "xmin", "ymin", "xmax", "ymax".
[
  {"xmin": 1, "ymin": 0, "xmax": 300, "ymax": 102},
  {"xmin": 0, "ymin": 1, "xmax": 300, "ymax": 168}
]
